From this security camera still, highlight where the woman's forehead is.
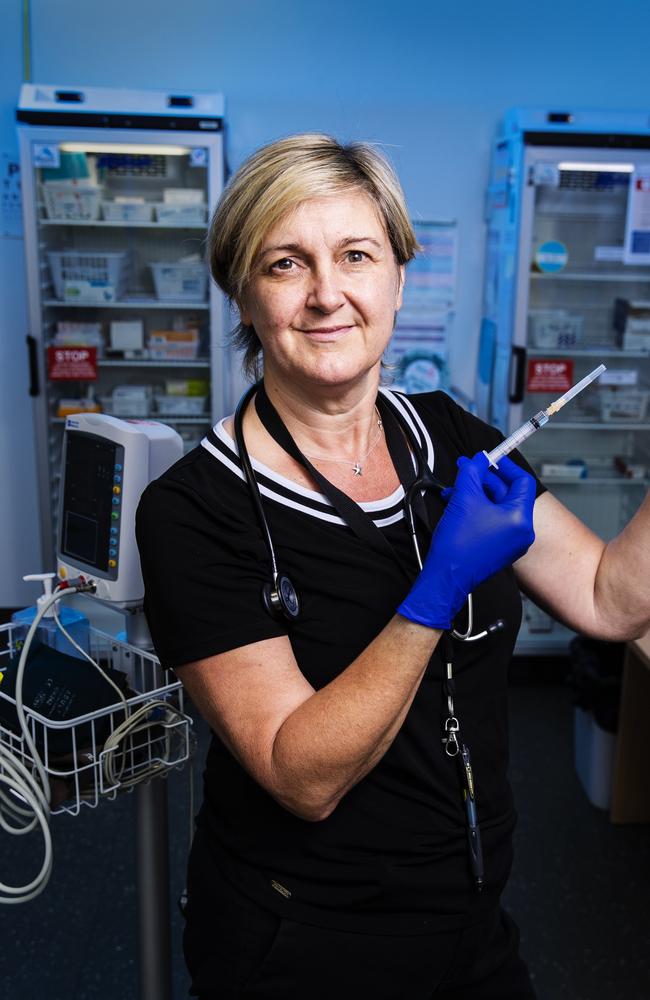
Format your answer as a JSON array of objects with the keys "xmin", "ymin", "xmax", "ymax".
[{"xmin": 260, "ymin": 190, "xmax": 388, "ymax": 249}]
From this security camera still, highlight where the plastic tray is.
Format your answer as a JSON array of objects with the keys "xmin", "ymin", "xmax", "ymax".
[
  {"xmin": 154, "ymin": 203, "xmax": 207, "ymax": 226},
  {"xmin": 101, "ymin": 201, "xmax": 154, "ymax": 223},
  {"xmin": 529, "ymin": 310, "xmax": 583, "ymax": 349},
  {"xmin": 43, "ymin": 181, "xmax": 102, "ymax": 221},
  {"xmin": 154, "ymin": 394, "xmax": 207, "ymax": 416},
  {"xmin": 149, "ymin": 262, "xmax": 208, "ymax": 301},
  {"xmin": 599, "ymin": 387, "xmax": 650, "ymax": 422}
]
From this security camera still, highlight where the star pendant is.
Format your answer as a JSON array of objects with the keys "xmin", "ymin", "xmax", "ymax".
[{"xmin": 353, "ymin": 463, "xmax": 363, "ymax": 476}]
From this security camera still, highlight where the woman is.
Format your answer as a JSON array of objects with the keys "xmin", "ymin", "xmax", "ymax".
[{"xmin": 136, "ymin": 134, "xmax": 650, "ymax": 999}]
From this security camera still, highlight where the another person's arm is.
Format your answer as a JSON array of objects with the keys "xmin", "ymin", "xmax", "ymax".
[{"xmin": 514, "ymin": 490, "xmax": 650, "ymax": 640}]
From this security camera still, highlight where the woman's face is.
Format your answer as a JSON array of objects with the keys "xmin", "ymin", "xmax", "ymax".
[{"xmin": 239, "ymin": 190, "xmax": 404, "ymax": 393}]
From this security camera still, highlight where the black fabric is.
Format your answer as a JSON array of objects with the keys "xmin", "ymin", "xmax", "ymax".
[
  {"xmin": 136, "ymin": 389, "xmax": 546, "ymax": 935},
  {"xmin": 184, "ymin": 828, "xmax": 536, "ymax": 999}
]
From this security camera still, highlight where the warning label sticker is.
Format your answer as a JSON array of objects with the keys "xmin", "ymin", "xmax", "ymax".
[{"xmin": 526, "ymin": 359, "xmax": 573, "ymax": 393}]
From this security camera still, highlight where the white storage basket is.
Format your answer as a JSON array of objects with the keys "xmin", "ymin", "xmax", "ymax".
[
  {"xmin": 48, "ymin": 250, "xmax": 130, "ymax": 302},
  {"xmin": 101, "ymin": 201, "xmax": 154, "ymax": 223},
  {"xmin": 154, "ymin": 203, "xmax": 207, "ymax": 225},
  {"xmin": 599, "ymin": 387, "xmax": 650, "ymax": 422},
  {"xmin": 154, "ymin": 394, "xmax": 207, "ymax": 416},
  {"xmin": 43, "ymin": 181, "xmax": 102, "ymax": 221},
  {"xmin": 149, "ymin": 262, "xmax": 208, "ymax": 302},
  {"xmin": 529, "ymin": 310, "xmax": 583, "ymax": 349}
]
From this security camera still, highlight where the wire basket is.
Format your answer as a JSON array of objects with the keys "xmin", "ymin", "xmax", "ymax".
[{"xmin": 0, "ymin": 623, "xmax": 193, "ymax": 817}]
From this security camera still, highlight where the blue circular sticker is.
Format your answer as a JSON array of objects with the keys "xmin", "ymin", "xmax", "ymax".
[{"xmin": 534, "ymin": 240, "xmax": 568, "ymax": 273}]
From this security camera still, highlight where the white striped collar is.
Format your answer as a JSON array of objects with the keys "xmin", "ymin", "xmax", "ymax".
[{"xmin": 200, "ymin": 388, "xmax": 435, "ymax": 526}]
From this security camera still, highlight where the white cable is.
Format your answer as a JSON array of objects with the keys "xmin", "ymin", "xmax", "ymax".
[
  {"xmin": 1, "ymin": 584, "xmax": 192, "ymax": 903},
  {"xmin": 0, "ymin": 585, "xmax": 87, "ymax": 904}
]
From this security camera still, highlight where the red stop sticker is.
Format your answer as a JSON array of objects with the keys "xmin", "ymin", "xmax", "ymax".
[
  {"xmin": 526, "ymin": 359, "xmax": 573, "ymax": 393},
  {"xmin": 48, "ymin": 346, "xmax": 97, "ymax": 381}
]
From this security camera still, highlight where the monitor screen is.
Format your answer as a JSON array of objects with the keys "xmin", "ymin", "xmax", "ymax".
[{"xmin": 59, "ymin": 432, "xmax": 124, "ymax": 575}]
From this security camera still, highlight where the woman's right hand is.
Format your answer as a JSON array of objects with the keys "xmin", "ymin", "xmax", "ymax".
[{"xmin": 397, "ymin": 452, "xmax": 537, "ymax": 631}]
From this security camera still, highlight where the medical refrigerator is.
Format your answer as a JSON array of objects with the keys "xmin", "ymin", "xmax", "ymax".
[
  {"xmin": 17, "ymin": 84, "xmax": 229, "ymax": 567},
  {"xmin": 476, "ymin": 108, "xmax": 650, "ymax": 653}
]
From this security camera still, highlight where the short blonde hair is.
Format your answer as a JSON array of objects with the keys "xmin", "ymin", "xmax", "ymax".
[{"xmin": 207, "ymin": 134, "xmax": 418, "ymax": 378}]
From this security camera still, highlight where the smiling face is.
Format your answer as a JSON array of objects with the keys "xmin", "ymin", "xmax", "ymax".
[{"xmin": 238, "ymin": 190, "xmax": 404, "ymax": 397}]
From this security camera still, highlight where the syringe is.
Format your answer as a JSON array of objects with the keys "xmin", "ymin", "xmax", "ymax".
[{"xmin": 484, "ymin": 363, "xmax": 607, "ymax": 467}]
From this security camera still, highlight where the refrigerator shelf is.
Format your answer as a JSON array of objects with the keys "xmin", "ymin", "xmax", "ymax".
[
  {"xmin": 531, "ymin": 271, "xmax": 650, "ymax": 283},
  {"xmin": 527, "ymin": 348, "xmax": 650, "ymax": 358},
  {"xmin": 98, "ymin": 358, "xmax": 210, "ymax": 368},
  {"xmin": 43, "ymin": 298, "xmax": 210, "ymax": 310},
  {"xmin": 539, "ymin": 476, "xmax": 648, "ymax": 487},
  {"xmin": 51, "ymin": 415, "xmax": 211, "ymax": 425},
  {"xmin": 539, "ymin": 421, "xmax": 649, "ymax": 430},
  {"xmin": 38, "ymin": 218, "xmax": 206, "ymax": 230}
]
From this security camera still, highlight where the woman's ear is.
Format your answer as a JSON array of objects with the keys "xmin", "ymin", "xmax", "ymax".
[
  {"xmin": 396, "ymin": 265, "xmax": 405, "ymax": 311},
  {"xmin": 238, "ymin": 296, "xmax": 252, "ymax": 327}
]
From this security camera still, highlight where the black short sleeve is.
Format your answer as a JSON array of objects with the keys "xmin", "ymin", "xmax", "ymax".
[{"xmin": 136, "ymin": 449, "xmax": 287, "ymax": 669}]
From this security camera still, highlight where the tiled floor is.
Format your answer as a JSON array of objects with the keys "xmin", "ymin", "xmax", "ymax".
[{"xmin": 2, "ymin": 663, "xmax": 649, "ymax": 999}]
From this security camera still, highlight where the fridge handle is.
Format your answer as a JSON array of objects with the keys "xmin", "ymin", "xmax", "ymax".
[
  {"xmin": 26, "ymin": 335, "xmax": 40, "ymax": 397},
  {"xmin": 509, "ymin": 346, "xmax": 526, "ymax": 404}
]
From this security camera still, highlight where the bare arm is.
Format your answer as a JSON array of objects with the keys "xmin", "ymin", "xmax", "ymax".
[
  {"xmin": 515, "ymin": 490, "xmax": 650, "ymax": 640},
  {"xmin": 178, "ymin": 615, "xmax": 440, "ymax": 822}
]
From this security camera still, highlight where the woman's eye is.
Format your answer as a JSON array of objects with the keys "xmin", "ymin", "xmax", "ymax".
[
  {"xmin": 270, "ymin": 257, "xmax": 294, "ymax": 272},
  {"xmin": 346, "ymin": 250, "xmax": 367, "ymax": 263}
]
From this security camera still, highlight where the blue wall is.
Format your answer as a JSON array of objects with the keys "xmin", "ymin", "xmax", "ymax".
[{"xmin": 1, "ymin": 0, "xmax": 648, "ymax": 599}]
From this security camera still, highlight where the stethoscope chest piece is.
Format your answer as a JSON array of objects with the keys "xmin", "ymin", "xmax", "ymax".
[{"xmin": 263, "ymin": 574, "xmax": 300, "ymax": 621}]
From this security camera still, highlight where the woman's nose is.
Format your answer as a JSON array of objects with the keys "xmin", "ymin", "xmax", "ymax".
[{"xmin": 305, "ymin": 265, "xmax": 345, "ymax": 313}]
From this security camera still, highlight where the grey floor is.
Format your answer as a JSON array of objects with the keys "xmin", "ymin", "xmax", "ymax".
[{"xmin": 2, "ymin": 668, "xmax": 649, "ymax": 999}]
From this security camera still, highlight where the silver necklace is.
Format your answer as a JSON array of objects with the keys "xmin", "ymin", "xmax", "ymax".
[{"xmin": 300, "ymin": 409, "xmax": 384, "ymax": 476}]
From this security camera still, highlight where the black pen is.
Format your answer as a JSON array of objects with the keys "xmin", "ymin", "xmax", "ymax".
[{"xmin": 460, "ymin": 743, "xmax": 484, "ymax": 891}]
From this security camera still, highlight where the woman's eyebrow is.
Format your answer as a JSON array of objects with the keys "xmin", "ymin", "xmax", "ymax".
[{"xmin": 259, "ymin": 236, "xmax": 382, "ymax": 259}]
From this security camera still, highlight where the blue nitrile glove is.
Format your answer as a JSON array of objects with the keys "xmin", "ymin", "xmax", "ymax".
[{"xmin": 398, "ymin": 452, "xmax": 537, "ymax": 630}]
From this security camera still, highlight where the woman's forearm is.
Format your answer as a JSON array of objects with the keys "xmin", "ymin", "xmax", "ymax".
[{"xmin": 269, "ymin": 615, "xmax": 440, "ymax": 820}]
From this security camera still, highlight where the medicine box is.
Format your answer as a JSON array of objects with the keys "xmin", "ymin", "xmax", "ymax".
[
  {"xmin": 528, "ymin": 310, "xmax": 583, "ymax": 349},
  {"xmin": 147, "ymin": 328, "xmax": 200, "ymax": 360},
  {"xmin": 613, "ymin": 299, "xmax": 650, "ymax": 351},
  {"xmin": 110, "ymin": 320, "xmax": 144, "ymax": 351}
]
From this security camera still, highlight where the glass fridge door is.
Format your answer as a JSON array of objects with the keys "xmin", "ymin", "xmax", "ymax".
[
  {"xmin": 20, "ymin": 130, "xmax": 224, "ymax": 563},
  {"xmin": 514, "ymin": 148, "xmax": 650, "ymax": 645}
]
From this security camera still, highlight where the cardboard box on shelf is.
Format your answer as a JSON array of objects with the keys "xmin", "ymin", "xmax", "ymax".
[
  {"xmin": 147, "ymin": 328, "xmax": 200, "ymax": 360},
  {"xmin": 614, "ymin": 299, "xmax": 650, "ymax": 351},
  {"xmin": 110, "ymin": 320, "xmax": 144, "ymax": 352}
]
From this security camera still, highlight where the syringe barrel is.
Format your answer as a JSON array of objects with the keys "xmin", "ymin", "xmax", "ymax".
[{"xmin": 484, "ymin": 411, "xmax": 548, "ymax": 467}]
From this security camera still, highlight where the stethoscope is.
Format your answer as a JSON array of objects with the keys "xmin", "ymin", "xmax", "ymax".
[
  {"xmin": 233, "ymin": 380, "xmax": 498, "ymax": 891},
  {"xmin": 233, "ymin": 381, "xmax": 504, "ymax": 644}
]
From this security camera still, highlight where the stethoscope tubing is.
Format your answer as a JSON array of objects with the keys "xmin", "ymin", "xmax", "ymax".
[{"xmin": 234, "ymin": 382, "xmax": 492, "ymax": 642}]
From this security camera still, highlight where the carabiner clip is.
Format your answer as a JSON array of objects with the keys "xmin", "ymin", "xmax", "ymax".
[{"xmin": 442, "ymin": 716, "xmax": 460, "ymax": 757}]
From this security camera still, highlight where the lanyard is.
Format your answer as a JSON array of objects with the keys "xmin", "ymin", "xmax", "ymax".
[
  {"xmin": 253, "ymin": 383, "xmax": 483, "ymax": 888},
  {"xmin": 254, "ymin": 383, "xmax": 424, "ymax": 582}
]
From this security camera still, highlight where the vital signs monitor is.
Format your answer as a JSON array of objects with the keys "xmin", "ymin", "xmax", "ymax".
[{"xmin": 57, "ymin": 413, "xmax": 183, "ymax": 606}]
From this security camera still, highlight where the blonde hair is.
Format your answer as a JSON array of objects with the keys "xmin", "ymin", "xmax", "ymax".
[{"xmin": 207, "ymin": 133, "xmax": 418, "ymax": 378}]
